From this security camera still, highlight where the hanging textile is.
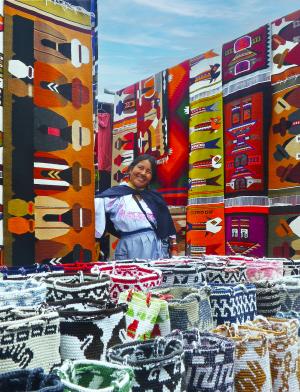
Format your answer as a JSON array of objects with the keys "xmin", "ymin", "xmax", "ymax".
[
  {"xmin": 112, "ymin": 83, "xmax": 137, "ymax": 185},
  {"xmin": 3, "ymin": 0, "xmax": 94, "ymax": 265},
  {"xmin": 97, "ymin": 112, "xmax": 112, "ymax": 172},
  {"xmin": 186, "ymin": 203, "xmax": 225, "ymax": 256},
  {"xmin": 269, "ymin": 10, "xmax": 300, "ymax": 202},
  {"xmin": 187, "ymin": 48, "xmax": 225, "ymax": 256},
  {"xmin": 223, "ymin": 84, "xmax": 271, "ymax": 199},
  {"xmin": 225, "ymin": 206, "xmax": 268, "ymax": 257},
  {"xmin": 268, "ymin": 205, "xmax": 300, "ymax": 259},
  {"xmin": 155, "ymin": 60, "xmax": 189, "ymax": 206},
  {"xmin": 222, "ymin": 24, "xmax": 271, "ymax": 98},
  {"xmin": 136, "ymin": 70, "xmax": 168, "ymax": 162}
]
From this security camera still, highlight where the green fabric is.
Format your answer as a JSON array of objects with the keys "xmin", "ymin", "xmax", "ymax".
[
  {"xmin": 118, "ymin": 291, "xmax": 170, "ymax": 340},
  {"xmin": 57, "ymin": 360, "xmax": 133, "ymax": 392}
]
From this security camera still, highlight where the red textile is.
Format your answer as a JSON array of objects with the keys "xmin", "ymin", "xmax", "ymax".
[{"xmin": 97, "ymin": 113, "xmax": 112, "ymax": 171}]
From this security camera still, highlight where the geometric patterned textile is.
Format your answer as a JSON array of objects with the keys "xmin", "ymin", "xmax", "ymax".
[
  {"xmin": 213, "ymin": 325, "xmax": 272, "ymax": 392},
  {"xmin": 136, "ymin": 71, "xmax": 168, "ymax": 162},
  {"xmin": 269, "ymin": 10, "xmax": 300, "ymax": 201},
  {"xmin": 186, "ymin": 203, "xmax": 225, "ymax": 256},
  {"xmin": 112, "ymin": 62, "xmax": 189, "ymax": 206},
  {"xmin": 112, "ymin": 83, "xmax": 137, "ymax": 185},
  {"xmin": 190, "ymin": 49, "xmax": 222, "ymax": 101},
  {"xmin": 187, "ymin": 48, "xmax": 225, "ymax": 256},
  {"xmin": 3, "ymin": 0, "xmax": 94, "ymax": 265},
  {"xmin": 189, "ymin": 92, "xmax": 224, "ymax": 202},
  {"xmin": 222, "ymin": 24, "xmax": 271, "ymax": 97},
  {"xmin": 155, "ymin": 61, "xmax": 189, "ymax": 205},
  {"xmin": 189, "ymin": 49, "xmax": 223, "ymax": 204},
  {"xmin": 224, "ymin": 85, "xmax": 271, "ymax": 198},
  {"xmin": 209, "ymin": 283, "xmax": 257, "ymax": 325},
  {"xmin": 225, "ymin": 207, "xmax": 268, "ymax": 257},
  {"xmin": 268, "ymin": 205, "xmax": 300, "ymax": 259}
]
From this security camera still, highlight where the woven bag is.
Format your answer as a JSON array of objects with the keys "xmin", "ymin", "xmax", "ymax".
[
  {"xmin": 276, "ymin": 310, "xmax": 300, "ymax": 336},
  {"xmin": 282, "ymin": 259, "xmax": 300, "ymax": 276},
  {"xmin": 205, "ymin": 260, "xmax": 247, "ymax": 284},
  {"xmin": 0, "ymin": 279, "xmax": 47, "ymax": 307},
  {"xmin": 149, "ymin": 261, "xmax": 206, "ymax": 285},
  {"xmin": 249, "ymin": 316, "xmax": 299, "ymax": 392},
  {"xmin": 213, "ymin": 324, "xmax": 272, "ymax": 392},
  {"xmin": 57, "ymin": 359, "xmax": 133, "ymax": 392},
  {"xmin": 254, "ymin": 281, "xmax": 282, "ymax": 316},
  {"xmin": 107, "ymin": 335, "xmax": 185, "ymax": 392},
  {"xmin": 181, "ymin": 329, "xmax": 235, "ymax": 392},
  {"xmin": 245, "ymin": 258, "xmax": 283, "ymax": 282},
  {"xmin": 118, "ymin": 290, "xmax": 170, "ymax": 340},
  {"xmin": 0, "ymin": 367, "xmax": 63, "ymax": 392},
  {"xmin": 96, "ymin": 263, "xmax": 162, "ymax": 303},
  {"xmin": 278, "ymin": 276, "xmax": 300, "ymax": 312},
  {"xmin": 49, "ymin": 299, "xmax": 127, "ymax": 361},
  {"xmin": 43, "ymin": 272, "xmax": 110, "ymax": 302},
  {"xmin": 151, "ymin": 285, "xmax": 214, "ymax": 331},
  {"xmin": 209, "ymin": 283, "xmax": 257, "ymax": 325},
  {"xmin": 0, "ymin": 306, "xmax": 61, "ymax": 372},
  {"xmin": 0, "ymin": 263, "xmax": 63, "ymax": 278}
]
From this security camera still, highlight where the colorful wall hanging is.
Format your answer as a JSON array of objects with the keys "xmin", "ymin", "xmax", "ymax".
[
  {"xmin": 269, "ymin": 10, "xmax": 300, "ymax": 201},
  {"xmin": 155, "ymin": 60, "xmax": 189, "ymax": 205},
  {"xmin": 225, "ymin": 206, "xmax": 268, "ymax": 257},
  {"xmin": 186, "ymin": 203, "xmax": 225, "ymax": 256},
  {"xmin": 268, "ymin": 205, "xmax": 300, "ymax": 259},
  {"xmin": 223, "ymin": 84, "xmax": 271, "ymax": 199},
  {"xmin": 222, "ymin": 24, "xmax": 271, "ymax": 98},
  {"xmin": 3, "ymin": 0, "xmax": 94, "ymax": 265}
]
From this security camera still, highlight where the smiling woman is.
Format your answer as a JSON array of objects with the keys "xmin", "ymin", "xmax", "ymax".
[{"xmin": 95, "ymin": 154, "xmax": 177, "ymax": 260}]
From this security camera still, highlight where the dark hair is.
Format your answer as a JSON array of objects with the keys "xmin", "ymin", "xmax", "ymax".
[{"xmin": 128, "ymin": 154, "xmax": 157, "ymax": 182}]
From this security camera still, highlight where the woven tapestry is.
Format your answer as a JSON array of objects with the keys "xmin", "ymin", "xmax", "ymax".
[
  {"xmin": 136, "ymin": 70, "xmax": 168, "ymax": 162},
  {"xmin": 112, "ymin": 84, "xmax": 137, "ymax": 185},
  {"xmin": 222, "ymin": 24, "xmax": 271, "ymax": 97},
  {"xmin": 189, "ymin": 92, "xmax": 224, "ymax": 202},
  {"xmin": 224, "ymin": 84, "xmax": 271, "ymax": 198},
  {"xmin": 268, "ymin": 205, "xmax": 300, "ymax": 259},
  {"xmin": 4, "ymin": 0, "xmax": 94, "ymax": 265},
  {"xmin": 186, "ymin": 203, "xmax": 225, "ymax": 256},
  {"xmin": 269, "ymin": 10, "xmax": 300, "ymax": 200},
  {"xmin": 189, "ymin": 48, "xmax": 222, "ymax": 101},
  {"xmin": 225, "ymin": 207, "xmax": 268, "ymax": 257},
  {"xmin": 154, "ymin": 60, "xmax": 189, "ymax": 206}
]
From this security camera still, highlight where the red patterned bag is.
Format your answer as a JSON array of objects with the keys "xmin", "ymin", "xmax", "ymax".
[{"xmin": 95, "ymin": 264, "xmax": 162, "ymax": 302}]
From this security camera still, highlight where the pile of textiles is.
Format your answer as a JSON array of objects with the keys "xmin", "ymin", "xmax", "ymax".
[{"xmin": 1, "ymin": 254, "xmax": 300, "ymax": 391}]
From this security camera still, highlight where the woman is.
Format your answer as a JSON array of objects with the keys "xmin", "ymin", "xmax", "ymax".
[{"xmin": 95, "ymin": 154, "xmax": 178, "ymax": 260}]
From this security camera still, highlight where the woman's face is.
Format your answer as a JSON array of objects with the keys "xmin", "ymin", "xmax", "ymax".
[{"xmin": 129, "ymin": 159, "xmax": 153, "ymax": 189}]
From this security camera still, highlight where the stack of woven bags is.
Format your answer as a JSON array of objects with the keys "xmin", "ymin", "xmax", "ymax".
[{"xmin": 0, "ymin": 256, "xmax": 300, "ymax": 391}]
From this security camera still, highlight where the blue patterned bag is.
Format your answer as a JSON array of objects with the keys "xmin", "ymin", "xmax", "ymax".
[
  {"xmin": 278, "ymin": 276, "xmax": 300, "ymax": 312},
  {"xmin": 181, "ymin": 329, "xmax": 235, "ymax": 392},
  {"xmin": 0, "ymin": 264, "xmax": 63, "ymax": 279},
  {"xmin": 150, "ymin": 261, "xmax": 206, "ymax": 285},
  {"xmin": 209, "ymin": 283, "xmax": 257, "ymax": 325},
  {"xmin": 107, "ymin": 335, "xmax": 185, "ymax": 392},
  {"xmin": 0, "ymin": 279, "xmax": 47, "ymax": 307}
]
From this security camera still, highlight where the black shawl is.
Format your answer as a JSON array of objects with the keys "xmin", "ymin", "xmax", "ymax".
[{"xmin": 96, "ymin": 185, "xmax": 176, "ymax": 239}]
